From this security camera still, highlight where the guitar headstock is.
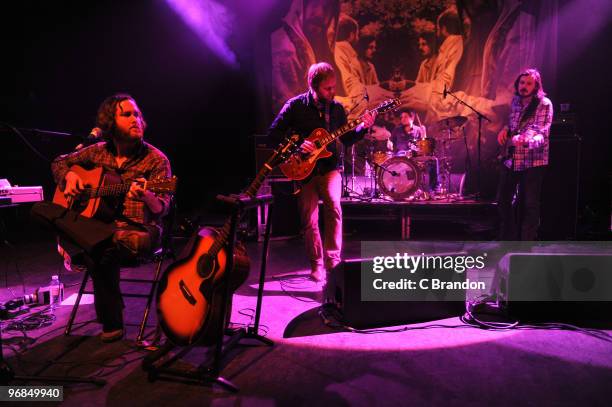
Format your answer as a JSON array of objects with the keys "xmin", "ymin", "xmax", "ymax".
[
  {"xmin": 268, "ymin": 134, "xmax": 301, "ymax": 167},
  {"xmin": 148, "ymin": 176, "xmax": 178, "ymax": 194},
  {"xmin": 374, "ymin": 98, "xmax": 401, "ymax": 114}
]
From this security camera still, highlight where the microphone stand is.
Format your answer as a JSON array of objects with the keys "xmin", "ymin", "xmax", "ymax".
[
  {"xmin": 443, "ymin": 88, "xmax": 491, "ymax": 200},
  {"xmin": 342, "ymin": 94, "xmax": 369, "ymax": 198}
]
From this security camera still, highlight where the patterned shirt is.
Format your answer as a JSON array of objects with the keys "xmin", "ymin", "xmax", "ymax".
[
  {"xmin": 51, "ymin": 140, "xmax": 172, "ymax": 229},
  {"xmin": 507, "ymin": 95, "xmax": 553, "ymax": 171}
]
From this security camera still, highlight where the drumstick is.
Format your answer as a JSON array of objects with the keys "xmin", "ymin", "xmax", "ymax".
[{"xmin": 415, "ymin": 112, "xmax": 426, "ymax": 139}]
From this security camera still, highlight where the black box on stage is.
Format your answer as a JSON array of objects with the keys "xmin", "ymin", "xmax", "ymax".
[
  {"xmin": 269, "ymin": 179, "xmax": 301, "ymax": 238},
  {"xmin": 496, "ymin": 254, "xmax": 612, "ymax": 326},
  {"xmin": 540, "ymin": 134, "xmax": 581, "ymax": 240},
  {"xmin": 253, "ymin": 134, "xmax": 284, "ymax": 177},
  {"xmin": 330, "ymin": 259, "xmax": 466, "ymax": 329}
]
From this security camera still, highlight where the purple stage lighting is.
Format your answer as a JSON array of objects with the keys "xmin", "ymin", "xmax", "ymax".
[{"xmin": 165, "ymin": 0, "xmax": 239, "ymax": 69}]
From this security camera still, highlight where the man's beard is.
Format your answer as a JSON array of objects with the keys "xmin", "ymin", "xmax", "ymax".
[{"xmin": 114, "ymin": 129, "xmax": 142, "ymax": 143}]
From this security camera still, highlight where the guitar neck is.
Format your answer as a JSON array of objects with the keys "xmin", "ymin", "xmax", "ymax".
[
  {"xmin": 85, "ymin": 182, "xmax": 131, "ymax": 198},
  {"xmin": 317, "ymin": 118, "xmax": 363, "ymax": 148},
  {"xmin": 208, "ymin": 160, "xmax": 272, "ymax": 257},
  {"xmin": 316, "ymin": 102, "xmax": 393, "ymax": 148}
]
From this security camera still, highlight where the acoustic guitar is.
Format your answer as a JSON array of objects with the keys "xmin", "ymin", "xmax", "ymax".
[
  {"xmin": 156, "ymin": 136, "xmax": 300, "ymax": 346},
  {"xmin": 52, "ymin": 165, "xmax": 177, "ymax": 222},
  {"xmin": 278, "ymin": 98, "xmax": 400, "ymax": 180}
]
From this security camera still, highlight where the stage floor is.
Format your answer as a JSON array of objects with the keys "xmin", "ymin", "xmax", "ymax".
[{"xmin": 2, "ymin": 231, "xmax": 612, "ymax": 406}]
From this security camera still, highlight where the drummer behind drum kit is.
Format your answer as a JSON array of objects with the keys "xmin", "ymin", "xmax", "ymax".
[{"xmin": 345, "ymin": 115, "xmax": 469, "ymax": 201}]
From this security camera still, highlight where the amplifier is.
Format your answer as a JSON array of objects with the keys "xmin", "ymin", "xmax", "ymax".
[
  {"xmin": 540, "ymin": 134, "xmax": 580, "ymax": 239},
  {"xmin": 253, "ymin": 134, "xmax": 284, "ymax": 177},
  {"xmin": 329, "ymin": 259, "xmax": 466, "ymax": 329},
  {"xmin": 494, "ymin": 253, "xmax": 612, "ymax": 326}
]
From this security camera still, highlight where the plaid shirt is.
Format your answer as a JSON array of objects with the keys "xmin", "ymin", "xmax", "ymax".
[
  {"xmin": 507, "ymin": 95, "xmax": 553, "ymax": 171},
  {"xmin": 51, "ymin": 140, "xmax": 172, "ymax": 229}
]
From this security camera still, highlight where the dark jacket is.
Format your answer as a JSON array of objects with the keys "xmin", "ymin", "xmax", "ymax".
[{"xmin": 268, "ymin": 91, "xmax": 364, "ymax": 176}]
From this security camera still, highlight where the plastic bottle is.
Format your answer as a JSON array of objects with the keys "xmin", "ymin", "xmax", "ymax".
[{"xmin": 50, "ymin": 275, "xmax": 63, "ymax": 311}]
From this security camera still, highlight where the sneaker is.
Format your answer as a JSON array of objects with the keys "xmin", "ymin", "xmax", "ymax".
[{"xmin": 100, "ymin": 328, "xmax": 124, "ymax": 343}]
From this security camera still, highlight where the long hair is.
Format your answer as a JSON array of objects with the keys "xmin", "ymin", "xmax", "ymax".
[
  {"xmin": 514, "ymin": 68, "xmax": 546, "ymax": 126},
  {"xmin": 514, "ymin": 68, "xmax": 546, "ymax": 98},
  {"xmin": 356, "ymin": 35, "xmax": 376, "ymax": 60},
  {"xmin": 95, "ymin": 93, "xmax": 147, "ymax": 139},
  {"xmin": 418, "ymin": 31, "xmax": 438, "ymax": 56}
]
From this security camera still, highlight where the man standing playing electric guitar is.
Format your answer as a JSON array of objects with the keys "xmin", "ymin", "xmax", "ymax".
[
  {"xmin": 496, "ymin": 69, "xmax": 553, "ymax": 240},
  {"xmin": 268, "ymin": 62, "xmax": 376, "ymax": 284},
  {"xmin": 33, "ymin": 93, "xmax": 172, "ymax": 342}
]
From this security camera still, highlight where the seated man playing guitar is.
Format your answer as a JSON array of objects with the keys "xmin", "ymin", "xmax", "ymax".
[{"xmin": 36, "ymin": 93, "xmax": 172, "ymax": 342}]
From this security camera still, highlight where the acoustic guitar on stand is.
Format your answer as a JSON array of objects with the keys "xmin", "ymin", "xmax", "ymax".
[
  {"xmin": 156, "ymin": 135, "xmax": 300, "ymax": 346},
  {"xmin": 279, "ymin": 98, "xmax": 400, "ymax": 180}
]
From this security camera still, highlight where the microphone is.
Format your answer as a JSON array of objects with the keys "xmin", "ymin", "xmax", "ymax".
[
  {"xmin": 443, "ymin": 84, "xmax": 447, "ymax": 99},
  {"xmin": 87, "ymin": 127, "xmax": 103, "ymax": 141},
  {"xmin": 75, "ymin": 127, "xmax": 103, "ymax": 150}
]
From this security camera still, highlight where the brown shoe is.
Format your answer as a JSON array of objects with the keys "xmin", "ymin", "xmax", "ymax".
[
  {"xmin": 310, "ymin": 268, "xmax": 326, "ymax": 283},
  {"xmin": 100, "ymin": 328, "xmax": 124, "ymax": 343}
]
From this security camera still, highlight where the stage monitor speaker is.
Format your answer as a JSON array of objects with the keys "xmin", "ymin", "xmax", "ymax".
[
  {"xmin": 540, "ymin": 134, "xmax": 580, "ymax": 240},
  {"xmin": 330, "ymin": 259, "xmax": 466, "ymax": 329},
  {"xmin": 497, "ymin": 253, "xmax": 612, "ymax": 327},
  {"xmin": 269, "ymin": 179, "xmax": 301, "ymax": 238}
]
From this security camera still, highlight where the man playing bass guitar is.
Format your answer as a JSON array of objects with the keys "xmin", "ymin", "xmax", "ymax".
[
  {"xmin": 496, "ymin": 68, "xmax": 553, "ymax": 241},
  {"xmin": 268, "ymin": 62, "xmax": 376, "ymax": 284}
]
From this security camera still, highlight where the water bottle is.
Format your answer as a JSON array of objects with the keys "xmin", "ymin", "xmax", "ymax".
[{"xmin": 50, "ymin": 275, "xmax": 63, "ymax": 311}]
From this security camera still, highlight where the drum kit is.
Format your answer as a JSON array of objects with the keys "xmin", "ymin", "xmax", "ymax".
[{"xmin": 345, "ymin": 115, "xmax": 468, "ymax": 201}]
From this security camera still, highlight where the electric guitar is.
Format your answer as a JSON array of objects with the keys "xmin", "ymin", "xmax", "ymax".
[
  {"xmin": 156, "ymin": 135, "xmax": 300, "ymax": 346},
  {"xmin": 497, "ymin": 127, "xmax": 540, "ymax": 170},
  {"xmin": 278, "ymin": 98, "xmax": 401, "ymax": 180},
  {"xmin": 52, "ymin": 165, "xmax": 177, "ymax": 222}
]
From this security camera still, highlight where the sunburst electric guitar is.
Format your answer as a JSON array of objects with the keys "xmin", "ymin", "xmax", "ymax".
[{"xmin": 279, "ymin": 98, "xmax": 400, "ymax": 180}]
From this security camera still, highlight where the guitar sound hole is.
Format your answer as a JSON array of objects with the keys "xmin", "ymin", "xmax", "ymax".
[{"xmin": 197, "ymin": 254, "xmax": 217, "ymax": 279}]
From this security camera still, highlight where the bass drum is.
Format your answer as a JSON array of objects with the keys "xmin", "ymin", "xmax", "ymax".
[{"xmin": 377, "ymin": 157, "xmax": 421, "ymax": 201}]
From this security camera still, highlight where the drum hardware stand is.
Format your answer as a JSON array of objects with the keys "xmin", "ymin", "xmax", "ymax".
[
  {"xmin": 357, "ymin": 152, "xmax": 394, "ymax": 202},
  {"xmin": 143, "ymin": 194, "xmax": 274, "ymax": 393},
  {"xmin": 342, "ymin": 145, "xmax": 359, "ymax": 199},
  {"xmin": 442, "ymin": 87, "xmax": 491, "ymax": 200}
]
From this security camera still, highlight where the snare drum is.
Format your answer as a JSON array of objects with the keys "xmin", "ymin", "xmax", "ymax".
[
  {"xmin": 415, "ymin": 138, "xmax": 436, "ymax": 156},
  {"xmin": 377, "ymin": 157, "xmax": 421, "ymax": 201},
  {"xmin": 372, "ymin": 150, "xmax": 392, "ymax": 165}
]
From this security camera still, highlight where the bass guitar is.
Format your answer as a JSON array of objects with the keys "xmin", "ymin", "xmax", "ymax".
[
  {"xmin": 156, "ymin": 136, "xmax": 300, "ymax": 346},
  {"xmin": 279, "ymin": 98, "xmax": 400, "ymax": 180},
  {"xmin": 52, "ymin": 165, "xmax": 177, "ymax": 222}
]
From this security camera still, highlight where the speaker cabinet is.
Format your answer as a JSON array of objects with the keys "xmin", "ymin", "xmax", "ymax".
[
  {"xmin": 330, "ymin": 259, "xmax": 466, "ymax": 329},
  {"xmin": 540, "ymin": 134, "xmax": 581, "ymax": 239},
  {"xmin": 496, "ymin": 253, "xmax": 612, "ymax": 327},
  {"xmin": 269, "ymin": 179, "xmax": 301, "ymax": 238}
]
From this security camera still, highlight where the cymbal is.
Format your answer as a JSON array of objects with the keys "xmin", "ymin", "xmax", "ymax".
[
  {"xmin": 365, "ymin": 126, "xmax": 391, "ymax": 140},
  {"xmin": 431, "ymin": 116, "xmax": 468, "ymax": 134}
]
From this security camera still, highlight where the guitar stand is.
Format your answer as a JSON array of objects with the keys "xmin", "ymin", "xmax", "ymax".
[{"xmin": 143, "ymin": 194, "xmax": 275, "ymax": 392}]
